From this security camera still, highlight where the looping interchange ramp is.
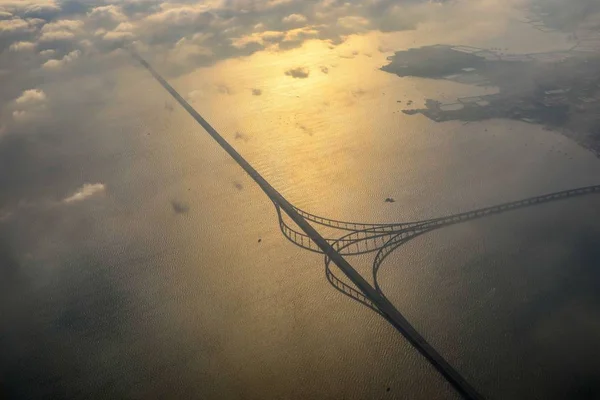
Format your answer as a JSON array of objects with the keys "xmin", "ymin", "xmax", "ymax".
[{"xmin": 275, "ymin": 186, "xmax": 600, "ymax": 314}]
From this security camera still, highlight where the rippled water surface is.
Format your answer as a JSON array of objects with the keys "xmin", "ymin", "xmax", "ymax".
[{"xmin": 2, "ymin": 0, "xmax": 600, "ymax": 399}]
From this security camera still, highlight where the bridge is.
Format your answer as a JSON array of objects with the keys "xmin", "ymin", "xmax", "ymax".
[
  {"xmin": 276, "ymin": 185, "xmax": 600, "ymax": 314},
  {"xmin": 131, "ymin": 51, "xmax": 600, "ymax": 400}
]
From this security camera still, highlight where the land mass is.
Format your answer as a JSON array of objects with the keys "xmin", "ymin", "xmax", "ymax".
[{"xmin": 382, "ymin": 44, "xmax": 600, "ymax": 156}]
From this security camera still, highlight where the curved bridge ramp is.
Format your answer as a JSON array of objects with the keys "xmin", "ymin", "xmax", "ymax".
[{"xmin": 279, "ymin": 185, "xmax": 600, "ymax": 314}]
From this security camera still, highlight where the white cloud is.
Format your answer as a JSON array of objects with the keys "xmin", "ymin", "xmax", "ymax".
[
  {"xmin": 12, "ymin": 110, "xmax": 29, "ymax": 121},
  {"xmin": 23, "ymin": 2, "xmax": 60, "ymax": 17},
  {"xmin": 39, "ymin": 48, "xmax": 55, "ymax": 57},
  {"xmin": 42, "ymin": 49, "xmax": 80, "ymax": 69},
  {"xmin": 0, "ymin": 18, "xmax": 34, "ymax": 35},
  {"xmin": 265, "ymin": 0, "xmax": 294, "ymax": 8},
  {"xmin": 9, "ymin": 40, "xmax": 36, "ymax": 51},
  {"xmin": 88, "ymin": 5, "xmax": 126, "ymax": 22},
  {"xmin": 231, "ymin": 26, "xmax": 318, "ymax": 49},
  {"xmin": 0, "ymin": 11, "xmax": 13, "ymax": 19},
  {"xmin": 26, "ymin": 17, "xmax": 46, "ymax": 27},
  {"xmin": 38, "ymin": 18, "xmax": 82, "ymax": 41},
  {"xmin": 62, "ymin": 183, "xmax": 106, "ymax": 204},
  {"xmin": 15, "ymin": 88, "xmax": 46, "ymax": 104},
  {"xmin": 12, "ymin": 88, "xmax": 47, "ymax": 122},
  {"xmin": 231, "ymin": 30, "xmax": 284, "ymax": 48},
  {"xmin": 337, "ymin": 16, "xmax": 370, "ymax": 29},
  {"xmin": 282, "ymin": 13, "xmax": 307, "ymax": 24},
  {"xmin": 114, "ymin": 21, "xmax": 133, "ymax": 32},
  {"xmin": 187, "ymin": 89, "xmax": 206, "ymax": 102},
  {"xmin": 169, "ymin": 35, "xmax": 213, "ymax": 64},
  {"xmin": 103, "ymin": 31, "xmax": 133, "ymax": 43},
  {"xmin": 39, "ymin": 30, "xmax": 75, "ymax": 41},
  {"xmin": 145, "ymin": 5, "xmax": 213, "ymax": 27},
  {"xmin": 41, "ymin": 19, "xmax": 83, "ymax": 32},
  {"xmin": 0, "ymin": 0, "xmax": 460, "ymax": 81},
  {"xmin": 79, "ymin": 39, "xmax": 92, "ymax": 49}
]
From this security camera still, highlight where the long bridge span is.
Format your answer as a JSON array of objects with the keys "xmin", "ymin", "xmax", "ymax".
[{"xmin": 132, "ymin": 51, "xmax": 600, "ymax": 400}]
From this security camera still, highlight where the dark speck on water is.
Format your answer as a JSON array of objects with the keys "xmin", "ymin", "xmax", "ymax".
[
  {"xmin": 385, "ymin": 197, "xmax": 396, "ymax": 203},
  {"xmin": 171, "ymin": 200, "xmax": 190, "ymax": 214}
]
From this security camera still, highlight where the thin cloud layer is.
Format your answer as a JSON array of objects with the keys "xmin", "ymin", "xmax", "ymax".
[{"xmin": 62, "ymin": 183, "xmax": 106, "ymax": 204}]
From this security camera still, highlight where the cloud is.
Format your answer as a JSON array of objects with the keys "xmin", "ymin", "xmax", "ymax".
[
  {"xmin": 9, "ymin": 41, "xmax": 35, "ymax": 51},
  {"xmin": 62, "ymin": 183, "xmax": 105, "ymax": 204},
  {"xmin": 39, "ymin": 30, "xmax": 75, "ymax": 42},
  {"xmin": 166, "ymin": 33, "xmax": 213, "ymax": 65},
  {"xmin": 145, "ymin": 4, "xmax": 213, "ymax": 27},
  {"xmin": 87, "ymin": 5, "xmax": 126, "ymax": 23},
  {"xmin": 38, "ymin": 18, "xmax": 82, "ymax": 42},
  {"xmin": 39, "ymin": 48, "xmax": 55, "ymax": 57},
  {"xmin": 102, "ymin": 30, "xmax": 133, "ymax": 42},
  {"xmin": 12, "ymin": 89, "xmax": 47, "ymax": 122},
  {"xmin": 283, "ymin": 13, "xmax": 307, "ymax": 24},
  {"xmin": 41, "ymin": 19, "xmax": 83, "ymax": 32},
  {"xmin": 11, "ymin": 110, "xmax": 29, "ymax": 121},
  {"xmin": 42, "ymin": 50, "xmax": 80, "ymax": 69},
  {"xmin": 231, "ymin": 26, "xmax": 318, "ymax": 50},
  {"xmin": 15, "ymin": 89, "xmax": 46, "ymax": 105},
  {"xmin": 22, "ymin": 2, "xmax": 60, "ymax": 20},
  {"xmin": 285, "ymin": 66, "xmax": 309, "ymax": 78},
  {"xmin": 0, "ymin": 18, "xmax": 34, "ymax": 35},
  {"xmin": 265, "ymin": 0, "xmax": 294, "ymax": 7},
  {"xmin": 231, "ymin": 30, "xmax": 283, "ymax": 48},
  {"xmin": 114, "ymin": 22, "xmax": 134, "ymax": 32},
  {"xmin": 187, "ymin": 89, "xmax": 205, "ymax": 102},
  {"xmin": 337, "ymin": 15, "xmax": 370, "ymax": 30},
  {"xmin": 0, "ymin": 0, "xmax": 458, "ymax": 83}
]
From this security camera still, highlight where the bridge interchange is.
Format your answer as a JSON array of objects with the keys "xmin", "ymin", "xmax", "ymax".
[
  {"xmin": 276, "ymin": 185, "xmax": 600, "ymax": 314},
  {"xmin": 132, "ymin": 50, "xmax": 600, "ymax": 400}
]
